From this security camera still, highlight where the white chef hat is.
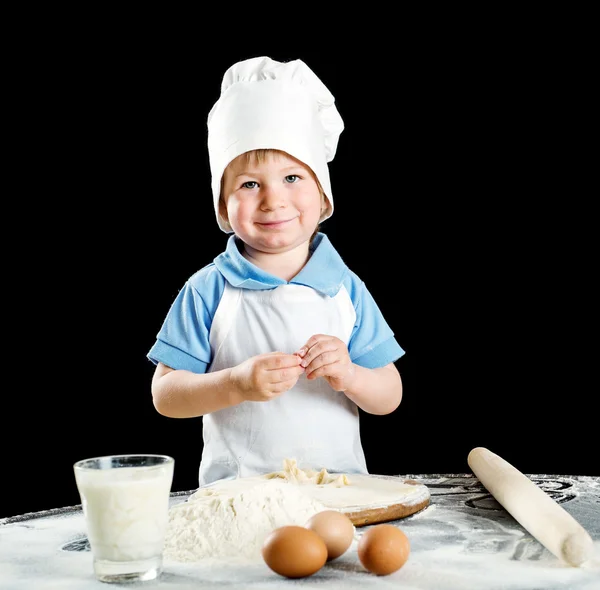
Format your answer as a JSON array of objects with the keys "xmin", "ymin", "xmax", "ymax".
[{"xmin": 207, "ymin": 56, "xmax": 344, "ymax": 233}]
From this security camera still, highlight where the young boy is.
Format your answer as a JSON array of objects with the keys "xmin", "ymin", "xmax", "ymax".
[{"xmin": 147, "ymin": 56, "xmax": 404, "ymax": 486}]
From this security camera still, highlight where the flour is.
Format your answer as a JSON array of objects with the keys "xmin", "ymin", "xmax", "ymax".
[{"xmin": 163, "ymin": 479, "xmax": 330, "ymax": 562}]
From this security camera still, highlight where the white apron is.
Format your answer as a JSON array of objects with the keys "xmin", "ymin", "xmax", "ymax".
[{"xmin": 199, "ymin": 282, "xmax": 368, "ymax": 485}]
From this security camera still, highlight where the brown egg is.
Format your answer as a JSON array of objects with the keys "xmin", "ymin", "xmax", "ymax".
[
  {"xmin": 262, "ymin": 525, "xmax": 328, "ymax": 578},
  {"xmin": 357, "ymin": 524, "xmax": 410, "ymax": 575},
  {"xmin": 306, "ymin": 510, "xmax": 355, "ymax": 560}
]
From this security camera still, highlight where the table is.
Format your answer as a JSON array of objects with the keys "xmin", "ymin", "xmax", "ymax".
[{"xmin": 1, "ymin": 474, "xmax": 598, "ymax": 589}]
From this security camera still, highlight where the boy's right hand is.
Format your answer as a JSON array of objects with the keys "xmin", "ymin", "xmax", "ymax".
[{"xmin": 230, "ymin": 352, "xmax": 305, "ymax": 402}]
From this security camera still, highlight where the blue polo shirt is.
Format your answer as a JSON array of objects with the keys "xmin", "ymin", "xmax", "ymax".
[{"xmin": 147, "ymin": 232, "xmax": 404, "ymax": 373}]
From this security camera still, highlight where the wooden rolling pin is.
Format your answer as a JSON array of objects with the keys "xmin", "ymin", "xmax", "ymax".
[{"xmin": 468, "ymin": 447, "xmax": 594, "ymax": 566}]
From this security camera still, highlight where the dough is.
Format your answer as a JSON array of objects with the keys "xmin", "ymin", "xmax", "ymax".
[{"xmin": 264, "ymin": 458, "xmax": 351, "ymax": 487}]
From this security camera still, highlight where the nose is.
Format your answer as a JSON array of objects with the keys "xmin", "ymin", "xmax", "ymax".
[{"xmin": 259, "ymin": 183, "xmax": 286, "ymax": 211}]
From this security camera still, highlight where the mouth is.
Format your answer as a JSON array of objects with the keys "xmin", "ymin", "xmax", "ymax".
[{"xmin": 256, "ymin": 218, "xmax": 295, "ymax": 229}]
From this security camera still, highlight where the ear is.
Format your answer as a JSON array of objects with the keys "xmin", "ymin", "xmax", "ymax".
[
  {"xmin": 320, "ymin": 195, "xmax": 332, "ymax": 221},
  {"xmin": 218, "ymin": 198, "xmax": 232, "ymax": 231}
]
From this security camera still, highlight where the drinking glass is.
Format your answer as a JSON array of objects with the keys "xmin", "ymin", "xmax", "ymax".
[{"xmin": 74, "ymin": 454, "xmax": 174, "ymax": 583}]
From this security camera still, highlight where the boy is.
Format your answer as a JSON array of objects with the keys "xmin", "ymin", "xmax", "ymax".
[{"xmin": 147, "ymin": 56, "xmax": 404, "ymax": 486}]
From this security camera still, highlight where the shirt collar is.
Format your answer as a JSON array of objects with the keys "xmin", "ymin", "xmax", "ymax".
[{"xmin": 213, "ymin": 232, "xmax": 348, "ymax": 297}]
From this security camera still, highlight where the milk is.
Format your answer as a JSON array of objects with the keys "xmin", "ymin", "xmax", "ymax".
[{"xmin": 75, "ymin": 463, "xmax": 173, "ymax": 562}]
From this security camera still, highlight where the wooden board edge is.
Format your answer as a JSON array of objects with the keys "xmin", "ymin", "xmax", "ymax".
[{"xmin": 344, "ymin": 495, "xmax": 431, "ymax": 527}]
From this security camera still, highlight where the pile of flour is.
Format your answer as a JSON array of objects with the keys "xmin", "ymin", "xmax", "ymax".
[{"xmin": 164, "ymin": 479, "xmax": 330, "ymax": 562}]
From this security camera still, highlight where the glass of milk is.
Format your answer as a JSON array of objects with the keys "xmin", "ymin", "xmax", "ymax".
[{"xmin": 73, "ymin": 454, "xmax": 174, "ymax": 583}]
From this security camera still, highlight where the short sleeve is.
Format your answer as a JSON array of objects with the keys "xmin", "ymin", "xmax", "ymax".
[
  {"xmin": 344, "ymin": 274, "xmax": 405, "ymax": 369},
  {"xmin": 147, "ymin": 267, "xmax": 225, "ymax": 373}
]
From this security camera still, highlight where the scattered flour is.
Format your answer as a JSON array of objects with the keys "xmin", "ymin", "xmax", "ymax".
[
  {"xmin": 163, "ymin": 479, "xmax": 330, "ymax": 562},
  {"xmin": 2, "ymin": 475, "xmax": 599, "ymax": 589}
]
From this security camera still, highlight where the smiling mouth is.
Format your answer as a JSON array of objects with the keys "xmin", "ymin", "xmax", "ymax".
[{"xmin": 256, "ymin": 219, "xmax": 294, "ymax": 228}]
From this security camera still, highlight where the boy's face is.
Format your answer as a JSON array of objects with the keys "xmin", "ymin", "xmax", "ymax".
[{"xmin": 221, "ymin": 150, "xmax": 324, "ymax": 255}]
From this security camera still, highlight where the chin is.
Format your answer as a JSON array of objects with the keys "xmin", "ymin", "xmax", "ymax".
[{"xmin": 256, "ymin": 233, "xmax": 309, "ymax": 252}]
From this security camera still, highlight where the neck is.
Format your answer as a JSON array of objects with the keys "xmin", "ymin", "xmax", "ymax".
[{"xmin": 242, "ymin": 242, "xmax": 311, "ymax": 282}]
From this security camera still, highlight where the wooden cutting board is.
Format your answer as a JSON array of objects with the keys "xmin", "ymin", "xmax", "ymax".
[
  {"xmin": 342, "ymin": 478, "xmax": 431, "ymax": 526},
  {"xmin": 296, "ymin": 473, "xmax": 431, "ymax": 526},
  {"xmin": 200, "ymin": 473, "xmax": 431, "ymax": 527}
]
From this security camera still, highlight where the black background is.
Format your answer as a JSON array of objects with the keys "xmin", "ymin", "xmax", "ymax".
[{"xmin": 3, "ymin": 36, "xmax": 596, "ymax": 519}]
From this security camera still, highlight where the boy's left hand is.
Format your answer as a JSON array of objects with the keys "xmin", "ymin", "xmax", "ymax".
[{"xmin": 295, "ymin": 334, "xmax": 355, "ymax": 392}]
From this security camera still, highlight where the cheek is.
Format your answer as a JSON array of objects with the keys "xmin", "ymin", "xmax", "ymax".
[
  {"xmin": 226, "ymin": 199, "xmax": 251, "ymax": 223},
  {"xmin": 295, "ymin": 191, "xmax": 323, "ymax": 218}
]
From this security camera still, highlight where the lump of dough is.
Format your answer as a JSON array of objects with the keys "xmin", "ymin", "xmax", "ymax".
[{"xmin": 264, "ymin": 458, "xmax": 351, "ymax": 487}]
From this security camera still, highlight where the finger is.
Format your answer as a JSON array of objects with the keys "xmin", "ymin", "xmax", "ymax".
[
  {"xmin": 268, "ymin": 366, "xmax": 304, "ymax": 384},
  {"xmin": 295, "ymin": 334, "xmax": 331, "ymax": 357},
  {"xmin": 300, "ymin": 341, "xmax": 338, "ymax": 368},
  {"xmin": 306, "ymin": 360, "xmax": 339, "ymax": 380},
  {"xmin": 261, "ymin": 377, "xmax": 301, "ymax": 399},
  {"xmin": 265, "ymin": 353, "xmax": 302, "ymax": 370},
  {"xmin": 298, "ymin": 334, "xmax": 328, "ymax": 354},
  {"xmin": 274, "ymin": 377, "xmax": 302, "ymax": 393}
]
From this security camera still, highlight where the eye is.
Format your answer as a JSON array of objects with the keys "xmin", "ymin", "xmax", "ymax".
[
  {"xmin": 284, "ymin": 175, "xmax": 300, "ymax": 184},
  {"xmin": 241, "ymin": 181, "xmax": 258, "ymax": 189}
]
